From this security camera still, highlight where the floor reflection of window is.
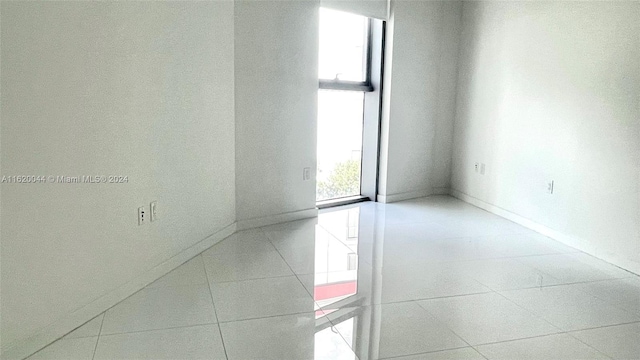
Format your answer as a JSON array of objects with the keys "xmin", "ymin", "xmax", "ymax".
[
  {"xmin": 314, "ymin": 226, "xmax": 358, "ymax": 309},
  {"xmin": 347, "ymin": 253, "xmax": 357, "ymax": 271},
  {"xmin": 333, "ymin": 318, "xmax": 355, "ymax": 349},
  {"xmin": 347, "ymin": 209, "xmax": 359, "ymax": 239},
  {"xmin": 315, "ymin": 320, "xmax": 356, "ymax": 360}
]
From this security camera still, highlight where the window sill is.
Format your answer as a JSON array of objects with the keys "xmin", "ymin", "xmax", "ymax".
[{"xmin": 316, "ymin": 195, "xmax": 370, "ymax": 209}]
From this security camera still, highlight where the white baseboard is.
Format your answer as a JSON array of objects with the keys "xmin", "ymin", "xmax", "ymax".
[
  {"xmin": 6, "ymin": 206, "xmax": 320, "ymax": 359},
  {"xmin": 236, "ymin": 208, "xmax": 318, "ymax": 231},
  {"xmin": 2, "ymin": 222, "xmax": 236, "ymax": 360},
  {"xmin": 449, "ymin": 189, "xmax": 639, "ymax": 276},
  {"xmin": 377, "ymin": 189, "xmax": 431, "ymax": 203}
]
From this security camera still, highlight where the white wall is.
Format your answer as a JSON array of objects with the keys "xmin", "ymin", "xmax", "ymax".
[
  {"xmin": 0, "ymin": 1, "xmax": 235, "ymax": 356},
  {"xmin": 234, "ymin": 0, "xmax": 319, "ymax": 224},
  {"xmin": 451, "ymin": 1, "xmax": 640, "ymax": 274},
  {"xmin": 378, "ymin": 0, "xmax": 461, "ymax": 202}
]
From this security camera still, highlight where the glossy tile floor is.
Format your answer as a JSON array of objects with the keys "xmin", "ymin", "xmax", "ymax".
[{"xmin": 28, "ymin": 196, "xmax": 640, "ymax": 360}]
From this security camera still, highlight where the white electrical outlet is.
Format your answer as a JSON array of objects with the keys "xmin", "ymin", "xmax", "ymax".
[
  {"xmin": 474, "ymin": 163, "xmax": 479, "ymax": 173},
  {"xmin": 546, "ymin": 180, "xmax": 554, "ymax": 194},
  {"xmin": 150, "ymin": 201, "xmax": 157, "ymax": 222},
  {"xmin": 480, "ymin": 163, "xmax": 486, "ymax": 175},
  {"xmin": 138, "ymin": 206, "xmax": 146, "ymax": 225},
  {"xmin": 303, "ymin": 167, "xmax": 311, "ymax": 181}
]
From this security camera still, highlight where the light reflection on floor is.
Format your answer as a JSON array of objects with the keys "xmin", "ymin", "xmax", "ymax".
[{"xmin": 27, "ymin": 196, "xmax": 640, "ymax": 360}]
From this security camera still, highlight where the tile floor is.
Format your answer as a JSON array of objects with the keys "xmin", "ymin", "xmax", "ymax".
[{"xmin": 27, "ymin": 196, "xmax": 640, "ymax": 359}]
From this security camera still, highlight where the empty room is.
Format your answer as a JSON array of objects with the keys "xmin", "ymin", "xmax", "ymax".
[{"xmin": 1, "ymin": 0, "xmax": 638, "ymax": 359}]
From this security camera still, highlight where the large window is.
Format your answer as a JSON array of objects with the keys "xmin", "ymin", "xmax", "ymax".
[{"xmin": 317, "ymin": 8, "xmax": 381, "ymax": 203}]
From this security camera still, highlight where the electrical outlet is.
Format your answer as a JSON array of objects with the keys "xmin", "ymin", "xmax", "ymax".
[
  {"xmin": 303, "ymin": 167, "xmax": 311, "ymax": 181},
  {"xmin": 474, "ymin": 163, "xmax": 479, "ymax": 173},
  {"xmin": 150, "ymin": 201, "xmax": 157, "ymax": 222},
  {"xmin": 480, "ymin": 163, "xmax": 486, "ymax": 175},
  {"xmin": 138, "ymin": 206, "xmax": 146, "ymax": 225},
  {"xmin": 546, "ymin": 180, "xmax": 554, "ymax": 194}
]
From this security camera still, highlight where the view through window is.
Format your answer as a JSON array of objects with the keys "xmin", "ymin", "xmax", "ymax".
[{"xmin": 317, "ymin": 8, "xmax": 370, "ymax": 202}]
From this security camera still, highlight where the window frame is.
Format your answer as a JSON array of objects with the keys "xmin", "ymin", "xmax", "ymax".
[
  {"xmin": 318, "ymin": 18, "xmax": 374, "ymax": 93},
  {"xmin": 316, "ymin": 13, "xmax": 384, "ymax": 205}
]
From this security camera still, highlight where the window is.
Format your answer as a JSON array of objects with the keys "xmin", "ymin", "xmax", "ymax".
[
  {"xmin": 319, "ymin": 9, "xmax": 370, "ymax": 84},
  {"xmin": 317, "ymin": 8, "xmax": 383, "ymax": 204}
]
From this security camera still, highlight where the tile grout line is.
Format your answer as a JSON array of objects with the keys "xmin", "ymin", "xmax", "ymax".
[
  {"xmin": 262, "ymin": 227, "xmax": 317, "ymax": 300},
  {"xmin": 90, "ymin": 313, "xmax": 106, "ymax": 360},
  {"xmin": 412, "ymin": 298, "xmax": 491, "ymax": 359},
  {"xmin": 97, "ymin": 322, "xmax": 220, "ymax": 338},
  {"xmin": 261, "ymin": 227, "xmax": 340, "ymax": 327},
  {"xmin": 508, "ymin": 250, "xmax": 639, "ymax": 278},
  {"xmin": 262, "ymin": 226, "xmax": 359, "ymax": 357},
  {"xmin": 563, "ymin": 331, "xmax": 615, "ymax": 360},
  {"xmin": 260, "ymin": 226, "xmax": 326, "ymax": 315},
  {"xmin": 21, "ymin": 314, "xmax": 108, "ymax": 360},
  {"xmin": 491, "ymin": 288, "xmax": 567, "ymax": 334},
  {"xmin": 522, "ymin": 280, "xmax": 638, "ymax": 312},
  {"xmin": 494, "ymin": 284, "xmax": 640, "ymax": 333},
  {"xmin": 378, "ymin": 345, "xmax": 483, "ymax": 360},
  {"xmin": 210, "ymin": 227, "xmax": 343, "ymax": 336},
  {"xmin": 471, "ymin": 329, "xmax": 613, "ymax": 360},
  {"xmin": 414, "ymin": 290, "xmax": 572, "ymax": 352},
  {"xmin": 564, "ymin": 320, "xmax": 640, "ymax": 334},
  {"xmin": 201, "ymin": 254, "xmax": 230, "ymax": 360},
  {"xmin": 218, "ymin": 309, "xmax": 319, "ymax": 324},
  {"xmin": 178, "ymin": 267, "xmax": 632, "ymax": 289},
  {"xmin": 456, "ymin": 313, "xmax": 639, "ymax": 354},
  {"xmin": 209, "ymin": 272, "xmax": 296, "ymax": 284},
  {"xmin": 471, "ymin": 331, "xmax": 583, "ymax": 347}
]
